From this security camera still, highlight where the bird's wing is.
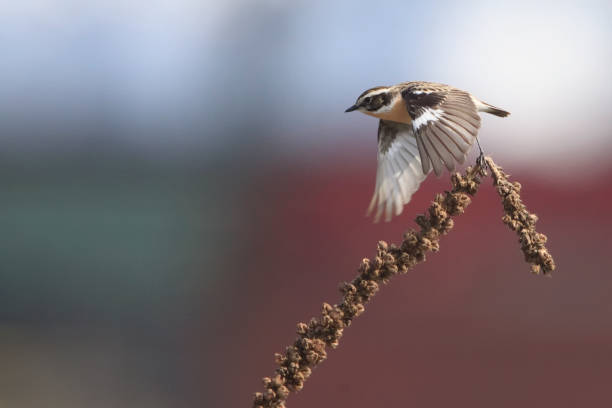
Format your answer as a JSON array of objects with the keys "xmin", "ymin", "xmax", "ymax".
[
  {"xmin": 368, "ymin": 120, "xmax": 429, "ymax": 222},
  {"xmin": 401, "ymin": 83, "xmax": 481, "ymax": 176}
]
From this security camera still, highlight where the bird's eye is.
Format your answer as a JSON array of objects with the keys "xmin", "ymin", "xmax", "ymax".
[{"xmin": 364, "ymin": 97, "xmax": 372, "ymax": 104}]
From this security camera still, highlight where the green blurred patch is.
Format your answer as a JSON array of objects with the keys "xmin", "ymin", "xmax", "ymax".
[{"xmin": 0, "ymin": 155, "xmax": 242, "ymax": 324}]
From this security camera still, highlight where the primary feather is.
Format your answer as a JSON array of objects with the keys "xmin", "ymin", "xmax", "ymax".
[{"xmin": 368, "ymin": 120, "xmax": 428, "ymax": 222}]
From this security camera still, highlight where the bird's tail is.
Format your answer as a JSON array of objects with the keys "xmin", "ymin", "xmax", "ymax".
[{"xmin": 476, "ymin": 100, "xmax": 510, "ymax": 117}]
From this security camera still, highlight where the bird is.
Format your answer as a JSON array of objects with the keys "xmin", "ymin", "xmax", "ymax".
[{"xmin": 345, "ymin": 81, "xmax": 510, "ymax": 222}]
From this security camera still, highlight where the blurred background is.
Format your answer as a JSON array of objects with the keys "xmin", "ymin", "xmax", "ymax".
[{"xmin": 1, "ymin": 1, "xmax": 612, "ymax": 407}]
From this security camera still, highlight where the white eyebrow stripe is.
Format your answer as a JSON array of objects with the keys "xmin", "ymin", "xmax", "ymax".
[{"xmin": 363, "ymin": 88, "xmax": 390, "ymax": 98}]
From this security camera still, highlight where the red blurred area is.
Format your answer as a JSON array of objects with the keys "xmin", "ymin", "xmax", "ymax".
[{"xmin": 196, "ymin": 156, "xmax": 612, "ymax": 407}]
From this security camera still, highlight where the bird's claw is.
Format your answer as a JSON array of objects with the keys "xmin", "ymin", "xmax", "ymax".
[
  {"xmin": 475, "ymin": 137, "xmax": 487, "ymax": 171},
  {"xmin": 477, "ymin": 153, "xmax": 485, "ymax": 167},
  {"xmin": 476, "ymin": 153, "xmax": 487, "ymax": 171}
]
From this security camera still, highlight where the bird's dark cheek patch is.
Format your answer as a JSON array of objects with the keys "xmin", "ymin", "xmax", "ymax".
[{"xmin": 365, "ymin": 95, "xmax": 387, "ymax": 112}]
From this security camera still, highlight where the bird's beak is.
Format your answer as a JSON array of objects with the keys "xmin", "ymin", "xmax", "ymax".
[{"xmin": 345, "ymin": 104, "xmax": 359, "ymax": 113}]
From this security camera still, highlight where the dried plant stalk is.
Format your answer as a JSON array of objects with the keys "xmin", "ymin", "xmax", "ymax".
[
  {"xmin": 252, "ymin": 157, "xmax": 555, "ymax": 408},
  {"xmin": 484, "ymin": 157, "xmax": 555, "ymax": 275}
]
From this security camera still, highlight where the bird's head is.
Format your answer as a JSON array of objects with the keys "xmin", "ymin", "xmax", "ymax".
[{"xmin": 345, "ymin": 86, "xmax": 394, "ymax": 115}]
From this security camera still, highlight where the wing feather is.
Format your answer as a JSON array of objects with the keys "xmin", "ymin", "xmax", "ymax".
[
  {"xmin": 442, "ymin": 103, "xmax": 480, "ymax": 119},
  {"xmin": 368, "ymin": 120, "xmax": 430, "ymax": 222},
  {"xmin": 397, "ymin": 146, "xmax": 421, "ymax": 183},
  {"xmin": 420, "ymin": 132, "xmax": 445, "ymax": 176},
  {"xmin": 430, "ymin": 124, "xmax": 464, "ymax": 165},
  {"xmin": 387, "ymin": 151, "xmax": 409, "ymax": 202},
  {"xmin": 442, "ymin": 109, "xmax": 481, "ymax": 128},
  {"xmin": 434, "ymin": 122, "xmax": 469, "ymax": 162},
  {"xmin": 384, "ymin": 159, "xmax": 401, "ymax": 217},
  {"xmin": 400, "ymin": 137, "xmax": 424, "ymax": 176},
  {"xmin": 425, "ymin": 127, "xmax": 455, "ymax": 172},
  {"xmin": 441, "ymin": 111, "xmax": 480, "ymax": 134},
  {"xmin": 415, "ymin": 135, "xmax": 431, "ymax": 175},
  {"xmin": 438, "ymin": 117, "xmax": 475, "ymax": 145},
  {"xmin": 400, "ymin": 82, "xmax": 483, "ymax": 175}
]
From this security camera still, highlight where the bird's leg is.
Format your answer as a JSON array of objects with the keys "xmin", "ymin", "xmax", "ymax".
[{"xmin": 476, "ymin": 137, "xmax": 487, "ymax": 170}]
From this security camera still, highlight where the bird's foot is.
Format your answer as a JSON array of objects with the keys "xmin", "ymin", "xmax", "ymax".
[
  {"xmin": 475, "ymin": 138, "xmax": 488, "ymax": 172},
  {"xmin": 476, "ymin": 152, "xmax": 487, "ymax": 169}
]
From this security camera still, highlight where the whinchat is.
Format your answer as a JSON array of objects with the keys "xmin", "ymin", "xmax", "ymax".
[{"xmin": 345, "ymin": 81, "xmax": 509, "ymax": 222}]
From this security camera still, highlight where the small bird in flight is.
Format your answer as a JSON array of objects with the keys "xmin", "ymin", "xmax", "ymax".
[{"xmin": 345, "ymin": 81, "xmax": 509, "ymax": 222}]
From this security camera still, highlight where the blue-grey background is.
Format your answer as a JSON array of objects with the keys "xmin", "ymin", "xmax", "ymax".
[{"xmin": 2, "ymin": 1, "xmax": 612, "ymax": 407}]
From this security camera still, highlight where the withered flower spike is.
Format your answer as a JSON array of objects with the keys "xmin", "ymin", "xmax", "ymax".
[
  {"xmin": 484, "ymin": 157, "xmax": 556, "ymax": 275},
  {"xmin": 252, "ymin": 157, "xmax": 555, "ymax": 408}
]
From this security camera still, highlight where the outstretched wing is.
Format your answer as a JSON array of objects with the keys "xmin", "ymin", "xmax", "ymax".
[
  {"xmin": 368, "ymin": 120, "xmax": 429, "ymax": 222},
  {"xmin": 401, "ymin": 83, "xmax": 481, "ymax": 176}
]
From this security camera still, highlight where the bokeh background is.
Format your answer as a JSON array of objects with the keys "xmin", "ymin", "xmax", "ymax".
[{"xmin": 2, "ymin": 1, "xmax": 612, "ymax": 407}]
